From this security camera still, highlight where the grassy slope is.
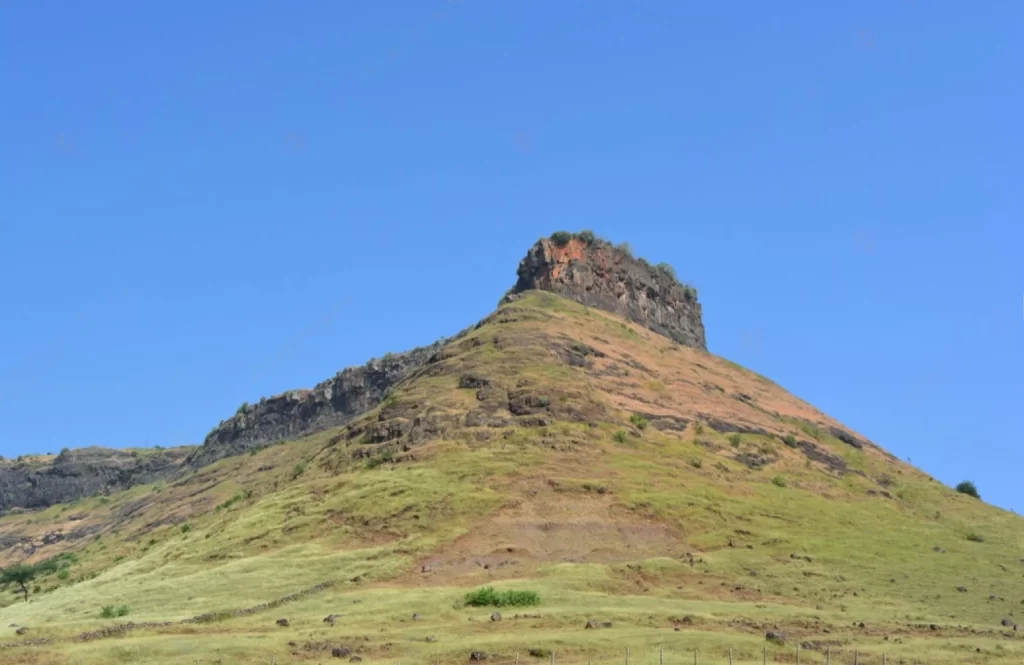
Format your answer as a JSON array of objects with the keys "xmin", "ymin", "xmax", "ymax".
[{"xmin": 1, "ymin": 291, "xmax": 1022, "ymax": 664}]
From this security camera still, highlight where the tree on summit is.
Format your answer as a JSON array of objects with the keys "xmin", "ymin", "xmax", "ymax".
[{"xmin": 955, "ymin": 480, "xmax": 980, "ymax": 499}]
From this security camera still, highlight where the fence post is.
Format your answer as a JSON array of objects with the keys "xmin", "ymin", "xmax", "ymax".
[
  {"xmin": 797, "ymin": 645, "xmax": 801, "ymax": 665},
  {"xmin": 694, "ymin": 648, "xmax": 698, "ymax": 665},
  {"xmin": 551, "ymin": 651, "xmax": 555, "ymax": 665},
  {"xmin": 854, "ymin": 651, "xmax": 858, "ymax": 665},
  {"xmin": 661, "ymin": 648, "xmax": 665, "ymax": 665},
  {"xmin": 763, "ymin": 645, "xmax": 767, "ymax": 665},
  {"xmin": 730, "ymin": 649, "xmax": 734, "ymax": 665},
  {"xmin": 516, "ymin": 654, "xmax": 519, "ymax": 665},
  {"xmin": 826, "ymin": 647, "xmax": 830, "ymax": 665},
  {"xmin": 883, "ymin": 655, "xmax": 887, "ymax": 665},
  {"xmin": 626, "ymin": 647, "xmax": 630, "ymax": 665}
]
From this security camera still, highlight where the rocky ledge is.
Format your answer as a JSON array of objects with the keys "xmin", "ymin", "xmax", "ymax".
[
  {"xmin": 504, "ymin": 232, "xmax": 707, "ymax": 349},
  {"xmin": 0, "ymin": 447, "xmax": 190, "ymax": 513},
  {"xmin": 184, "ymin": 334, "xmax": 471, "ymax": 467}
]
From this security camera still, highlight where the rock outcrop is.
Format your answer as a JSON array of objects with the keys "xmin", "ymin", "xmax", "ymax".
[
  {"xmin": 186, "ymin": 336, "xmax": 467, "ymax": 467},
  {"xmin": 0, "ymin": 447, "xmax": 190, "ymax": 513},
  {"xmin": 505, "ymin": 233, "xmax": 707, "ymax": 349}
]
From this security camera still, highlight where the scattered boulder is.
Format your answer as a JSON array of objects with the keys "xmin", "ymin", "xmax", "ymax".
[
  {"xmin": 471, "ymin": 652, "xmax": 489, "ymax": 661},
  {"xmin": 412, "ymin": 613, "xmax": 422, "ymax": 621},
  {"xmin": 324, "ymin": 614, "xmax": 342, "ymax": 625},
  {"xmin": 15, "ymin": 627, "xmax": 28, "ymax": 635},
  {"xmin": 351, "ymin": 657, "xmax": 363, "ymax": 663},
  {"xmin": 332, "ymin": 646, "xmax": 352, "ymax": 658},
  {"xmin": 1002, "ymin": 618, "xmax": 1014, "ymax": 627},
  {"xmin": 933, "ymin": 546, "xmax": 946, "ymax": 553},
  {"xmin": 276, "ymin": 618, "xmax": 290, "ymax": 627},
  {"xmin": 491, "ymin": 612, "xmax": 502, "ymax": 622},
  {"xmin": 530, "ymin": 649, "xmax": 551, "ymax": 658},
  {"xmin": 929, "ymin": 624, "xmax": 938, "ymax": 631},
  {"xmin": 957, "ymin": 586, "xmax": 968, "ymax": 593},
  {"xmin": 766, "ymin": 631, "xmax": 786, "ymax": 643},
  {"xmin": 426, "ymin": 636, "xmax": 437, "ymax": 643}
]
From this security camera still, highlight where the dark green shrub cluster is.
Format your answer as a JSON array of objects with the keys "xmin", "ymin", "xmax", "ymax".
[
  {"xmin": 613, "ymin": 430, "xmax": 628, "ymax": 443},
  {"xmin": 549, "ymin": 231, "xmax": 573, "ymax": 247},
  {"xmin": 464, "ymin": 586, "xmax": 540, "ymax": 607},
  {"xmin": 771, "ymin": 475, "xmax": 787, "ymax": 488},
  {"xmin": 101, "ymin": 604, "xmax": 130, "ymax": 618},
  {"xmin": 728, "ymin": 434, "xmax": 742, "ymax": 447},
  {"xmin": 655, "ymin": 262, "xmax": 677, "ymax": 279},
  {"xmin": 966, "ymin": 532, "xmax": 985, "ymax": 543},
  {"xmin": 629, "ymin": 413, "xmax": 649, "ymax": 430},
  {"xmin": 783, "ymin": 434, "xmax": 798, "ymax": 448},
  {"xmin": 956, "ymin": 481, "xmax": 980, "ymax": 499}
]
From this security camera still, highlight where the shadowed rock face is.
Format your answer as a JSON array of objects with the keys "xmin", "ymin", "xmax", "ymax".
[
  {"xmin": 185, "ymin": 337, "xmax": 465, "ymax": 468},
  {"xmin": 0, "ymin": 447, "xmax": 190, "ymax": 513},
  {"xmin": 505, "ymin": 236, "xmax": 707, "ymax": 350}
]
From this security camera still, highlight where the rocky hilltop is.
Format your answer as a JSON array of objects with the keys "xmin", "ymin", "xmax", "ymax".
[
  {"xmin": 505, "ymin": 232, "xmax": 707, "ymax": 350},
  {"xmin": 0, "ymin": 447, "xmax": 190, "ymax": 513},
  {"xmin": 0, "ymin": 232, "xmax": 708, "ymax": 511}
]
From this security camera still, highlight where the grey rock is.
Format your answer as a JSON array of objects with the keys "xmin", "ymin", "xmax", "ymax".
[
  {"xmin": 470, "ymin": 652, "xmax": 488, "ymax": 661},
  {"xmin": 504, "ymin": 236, "xmax": 706, "ymax": 349},
  {"xmin": 332, "ymin": 646, "xmax": 351, "ymax": 657},
  {"xmin": 276, "ymin": 618, "xmax": 289, "ymax": 627},
  {"xmin": 186, "ymin": 332, "xmax": 470, "ymax": 467},
  {"xmin": 490, "ymin": 612, "xmax": 502, "ymax": 622},
  {"xmin": 0, "ymin": 446, "xmax": 190, "ymax": 513},
  {"xmin": 766, "ymin": 631, "xmax": 786, "ymax": 643}
]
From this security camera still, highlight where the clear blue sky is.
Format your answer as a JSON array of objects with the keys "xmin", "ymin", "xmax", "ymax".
[{"xmin": 1, "ymin": 2, "xmax": 1021, "ymax": 510}]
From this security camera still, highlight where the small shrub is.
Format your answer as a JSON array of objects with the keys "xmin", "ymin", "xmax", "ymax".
[
  {"xmin": 613, "ymin": 430, "xmax": 628, "ymax": 444},
  {"xmin": 236, "ymin": 402, "xmax": 249, "ymax": 415},
  {"xmin": 799, "ymin": 422, "xmax": 821, "ymax": 440},
  {"xmin": 577, "ymin": 230, "xmax": 596, "ymax": 245},
  {"xmin": 366, "ymin": 452, "xmax": 394, "ymax": 469},
  {"xmin": 783, "ymin": 434, "xmax": 798, "ymax": 448},
  {"xmin": 57, "ymin": 568, "xmax": 70, "ymax": 581},
  {"xmin": 771, "ymin": 475, "xmax": 787, "ymax": 488},
  {"xmin": 690, "ymin": 458, "xmax": 703, "ymax": 469},
  {"xmin": 615, "ymin": 241, "xmax": 632, "ymax": 256},
  {"xmin": 955, "ymin": 481, "xmax": 980, "ymax": 499},
  {"xmin": 100, "ymin": 604, "xmax": 129, "ymax": 618},
  {"xmin": 966, "ymin": 532, "xmax": 985, "ymax": 543},
  {"xmin": 728, "ymin": 434, "xmax": 742, "ymax": 447},
  {"xmin": 549, "ymin": 231, "xmax": 573, "ymax": 247},
  {"xmin": 181, "ymin": 523, "xmax": 191, "ymax": 534},
  {"xmin": 655, "ymin": 262, "xmax": 677, "ymax": 279},
  {"xmin": 292, "ymin": 461, "xmax": 308, "ymax": 478},
  {"xmin": 693, "ymin": 422, "xmax": 704, "ymax": 435},
  {"xmin": 464, "ymin": 587, "xmax": 540, "ymax": 608},
  {"xmin": 629, "ymin": 413, "xmax": 649, "ymax": 430},
  {"xmin": 60, "ymin": 447, "xmax": 70, "ymax": 456},
  {"xmin": 682, "ymin": 285, "xmax": 696, "ymax": 301}
]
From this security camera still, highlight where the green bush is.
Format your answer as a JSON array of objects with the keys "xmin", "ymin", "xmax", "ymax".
[
  {"xmin": 728, "ymin": 434, "xmax": 742, "ymax": 447},
  {"xmin": 577, "ymin": 230, "xmax": 596, "ymax": 245},
  {"xmin": 236, "ymin": 402, "xmax": 249, "ymax": 415},
  {"xmin": 956, "ymin": 481, "xmax": 980, "ymax": 499},
  {"xmin": 292, "ymin": 461, "xmax": 308, "ymax": 478},
  {"xmin": 464, "ymin": 587, "xmax": 540, "ymax": 608},
  {"xmin": 57, "ymin": 568, "xmax": 69, "ymax": 581},
  {"xmin": 655, "ymin": 262, "xmax": 677, "ymax": 279},
  {"xmin": 101, "ymin": 604, "xmax": 130, "ymax": 618},
  {"xmin": 966, "ymin": 532, "xmax": 985, "ymax": 543},
  {"xmin": 629, "ymin": 413, "xmax": 649, "ymax": 430},
  {"xmin": 181, "ymin": 523, "xmax": 191, "ymax": 534},
  {"xmin": 615, "ymin": 241, "xmax": 632, "ymax": 256},
  {"xmin": 693, "ymin": 422, "xmax": 704, "ymax": 435},
  {"xmin": 783, "ymin": 434, "xmax": 798, "ymax": 448},
  {"xmin": 549, "ymin": 231, "xmax": 573, "ymax": 247},
  {"xmin": 366, "ymin": 451, "xmax": 394, "ymax": 469},
  {"xmin": 771, "ymin": 475, "xmax": 787, "ymax": 488},
  {"xmin": 613, "ymin": 430, "xmax": 628, "ymax": 444},
  {"xmin": 683, "ymin": 285, "xmax": 697, "ymax": 301},
  {"xmin": 690, "ymin": 458, "xmax": 703, "ymax": 469}
]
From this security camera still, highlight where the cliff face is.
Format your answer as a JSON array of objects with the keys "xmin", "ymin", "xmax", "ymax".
[
  {"xmin": 185, "ymin": 337, "xmax": 463, "ymax": 468},
  {"xmin": 0, "ymin": 447, "xmax": 190, "ymax": 513},
  {"xmin": 506, "ymin": 235, "xmax": 707, "ymax": 350}
]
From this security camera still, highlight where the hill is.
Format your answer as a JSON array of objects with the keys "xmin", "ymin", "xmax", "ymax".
[{"xmin": 1, "ymin": 233, "xmax": 1021, "ymax": 665}]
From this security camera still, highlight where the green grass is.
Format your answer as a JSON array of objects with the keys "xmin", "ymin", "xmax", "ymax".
[{"xmin": 463, "ymin": 587, "xmax": 541, "ymax": 608}]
